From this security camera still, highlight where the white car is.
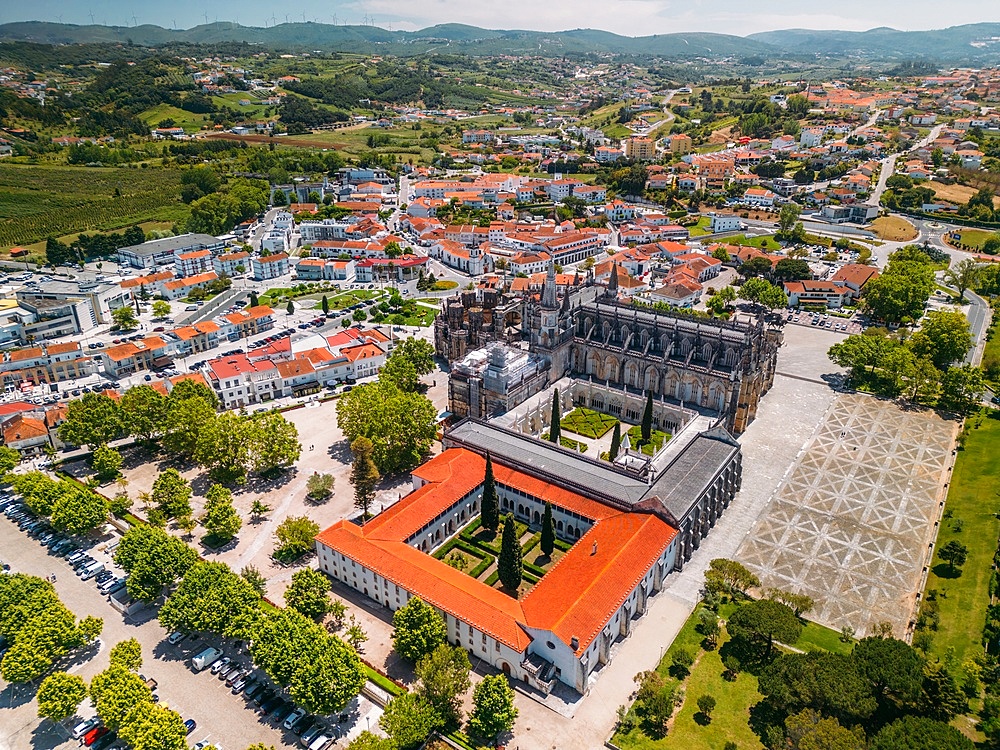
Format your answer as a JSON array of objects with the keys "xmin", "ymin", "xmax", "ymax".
[
  {"xmin": 167, "ymin": 631, "xmax": 188, "ymax": 646},
  {"xmin": 71, "ymin": 717, "xmax": 100, "ymax": 739},
  {"xmin": 283, "ymin": 707, "xmax": 307, "ymax": 730}
]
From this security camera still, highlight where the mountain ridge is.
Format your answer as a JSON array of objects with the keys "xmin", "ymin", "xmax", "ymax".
[{"xmin": 0, "ymin": 20, "xmax": 998, "ymax": 62}]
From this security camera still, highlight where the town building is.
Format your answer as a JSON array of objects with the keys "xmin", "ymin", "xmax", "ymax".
[{"xmin": 117, "ymin": 234, "xmax": 224, "ymax": 270}]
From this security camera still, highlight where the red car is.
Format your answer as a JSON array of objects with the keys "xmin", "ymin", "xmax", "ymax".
[{"xmin": 83, "ymin": 726, "xmax": 109, "ymax": 746}]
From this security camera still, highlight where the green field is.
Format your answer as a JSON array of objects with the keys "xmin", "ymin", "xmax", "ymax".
[
  {"xmin": 724, "ymin": 233, "xmax": 783, "ymax": 251},
  {"xmin": 0, "ymin": 163, "xmax": 188, "ymax": 251},
  {"xmin": 139, "ymin": 103, "xmax": 214, "ymax": 134},
  {"xmin": 953, "ymin": 229, "xmax": 1000, "ymax": 251},
  {"xmin": 687, "ymin": 216, "xmax": 713, "ymax": 237},
  {"xmin": 920, "ymin": 410, "xmax": 1000, "ymax": 665},
  {"xmin": 560, "ymin": 407, "xmax": 619, "ymax": 439},
  {"xmin": 627, "ymin": 426, "xmax": 671, "ymax": 455}
]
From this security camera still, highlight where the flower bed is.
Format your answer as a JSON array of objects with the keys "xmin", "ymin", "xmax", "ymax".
[{"xmin": 559, "ymin": 407, "xmax": 619, "ymax": 439}]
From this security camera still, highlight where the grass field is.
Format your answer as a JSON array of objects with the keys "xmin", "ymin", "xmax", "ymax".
[
  {"xmin": 560, "ymin": 407, "xmax": 619, "ymax": 439},
  {"xmin": 724, "ymin": 233, "xmax": 783, "ymax": 251},
  {"xmin": 614, "ymin": 603, "xmax": 853, "ymax": 750},
  {"xmin": 933, "ymin": 182, "xmax": 1000, "ymax": 209},
  {"xmin": 627, "ymin": 426, "xmax": 671, "ymax": 455},
  {"xmin": 951, "ymin": 228, "xmax": 1000, "ymax": 250},
  {"xmin": 687, "ymin": 217, "xmax": 713, "ymax": 237},
  {"xmin": 0, "ymin": 163, "xmax": 188, "ymax": 251},
  {"xmin": 921, "ymin": 409, "xmax": 1000, "ymax": 665},
  {"xmin": 869, "ymin": 215, "xmax": 918, "ymax": 241},
  {"xmin": 139, "ymin": 103, "xmax": 214, "ymax": 134}
]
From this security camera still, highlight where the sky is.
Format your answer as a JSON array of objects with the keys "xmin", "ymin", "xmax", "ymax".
[{"xmin": 0, "ymin": 0, "xmax": 995, "ymax": 37}]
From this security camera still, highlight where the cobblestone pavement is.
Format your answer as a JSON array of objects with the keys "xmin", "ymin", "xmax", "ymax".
[{"xmin": 737, "ymin": 393, "xmax": 958, "ymax": 638}]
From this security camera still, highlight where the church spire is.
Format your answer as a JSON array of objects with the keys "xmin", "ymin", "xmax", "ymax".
[
  {"xmin": 605, "ymin": 261, "xmax": 619, "ymax": 299},
  {"xmin": 541, "ymin": 260, "xmax": 559, "ymax": 309}
]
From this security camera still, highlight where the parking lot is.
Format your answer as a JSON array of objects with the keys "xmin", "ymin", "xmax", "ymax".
[{"xmin": 0, "ymin": 503, "xmax": 382, "ymax": 750}]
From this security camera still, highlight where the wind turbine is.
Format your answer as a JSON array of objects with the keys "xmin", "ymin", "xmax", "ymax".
[
  {"xmin": 131, "ymin": 14, "xmax": 138, "ymax": 27},
  {"xmin": 203, "ymin": 11, "xmax": 209, "ymax": 24},
  {"xmin": 56, "ymin": 14, "xmax": 63, "ymax": 23},
  {"xmin": 301, "ymin": 11, "xmax": 306, "ymax": 22},
  {"xmin": 271, "ymin": 14, "xmax": 278, "ymax": 26},
  {"xmin": 285, "ymin": 14, "xmax": 290, "ymax": 24},
  {"xmin": 331, "ymin": 14, "xmax": 338, "ymax": 25},
  {"xmin": 88, "ymin": 9, "xmax": 95, "ymax": 24}
]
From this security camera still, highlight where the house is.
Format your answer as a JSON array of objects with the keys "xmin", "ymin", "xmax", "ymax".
[
  {"xmin": 594, "ymin": 146, "xmax": 624, "ymax": 163},
  {"xmin": 742, "ymin": 188, "xmax": 777, "ymax": 207},
  {"xmin": 251, "ymin": 253, "xmax": 290, "ymax": 281},
  {"xmin": 213, "ymin": 251, "xmax": 251, "ymax": 278},
  {"xmin": 204, "ymin": 354, "xmax": 280, "ymax": 409},
  {"xmin": 117, "ymin": 234, "xmax": 224, "ymax": 270},
  {"xmin": 783, "ymin": 280, "xmax": 847, "ymax": 308},
  {"xmin": 2, "ymin": 413, "xmax": 50, "ymax": 454},
  {"xmin": 708, "ymin": 214, "xmax": 743, "ymax": 233},
  {"xmin": 100, "ymin": 336, "xmax": 169, "ymax": 378},
  {"xmin": 830, "ymin": 264, "xmax": 879, "ymax": 301},
  {"xmin": 120, "ymin": 271, "xmax": 175, "ymax": 299},
  {"xmin": 175, "ymin": 249, "xmax": 213, "ymax": 278},
  {"xmin": 162, "ymin": 272, "xmax": 220, "ymax": 301},
  {"xmin": 219, "ymin": 305, "xmax": 276, "ymax": 340},
  {"xmin": 666, "ymin": 134, "xmax": 693, "ymax": 154}
]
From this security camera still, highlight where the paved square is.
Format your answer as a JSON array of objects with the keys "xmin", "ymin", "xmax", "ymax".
[{"xmin": 737, "ymin": 393, "xmax": 957, "ymax": 638}]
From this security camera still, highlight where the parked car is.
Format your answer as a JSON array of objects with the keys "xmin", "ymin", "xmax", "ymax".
[
  {"xmin": 83, "ymin": 726, "xmax": 109, "ymax": 747},
  {"xmin": 244, "ymin": 681, "xmax": 266, "ymax": 701},
  {"xmin": 283, "ymin": 707, "xmax": 307, "ymax": 730},
  {"xmin": 167, "ymin": 631, "xmax": 188, "ymax": 646},
  {"xmin": 184, "ymin": 718, "xmax": 197, "ymax": 734},
  {"xmin": 258, "ymin": 694, "xmax": 282, "ymax": 714},
  {"xmin": 217, "ymin": 661, "xmax": 238, "ymax": 679},
  {"xmin": 226, "ymin": 667, "xmax": 248, "ymax": 687},
  {"xmin": 71, "ymin": 717, "xmax": 100, "ymax": 739},
  {"xmin": 210, "ymin": 656, "xmax": 231, "ymax": 675},
  {"xmin": 271, "ymin": 702, "xmax": 294, "ymax": 724},
  {"xmin": 291, "ymin": 714, "xmax": 315, "ymax": 736},
  {"xmin": 191, "ymin": 647, "xmax": 223, "ymax": 672}
]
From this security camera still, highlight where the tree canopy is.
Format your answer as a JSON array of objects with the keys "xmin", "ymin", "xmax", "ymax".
[
  {"xmin": 392, "ymin": 597, "xmax": 448, "ymax": 663},
  {"xmin": 115, "ymin": 525, "xmax": 198, "ymax": 602}
]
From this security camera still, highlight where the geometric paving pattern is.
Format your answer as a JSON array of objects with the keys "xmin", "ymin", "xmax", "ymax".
[{"xmin": 736, "ymin": 393, "xmax": 957, "ymax": 638}]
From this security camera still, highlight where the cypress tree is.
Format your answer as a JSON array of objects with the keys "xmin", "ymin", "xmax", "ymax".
[
  {"xmin": 480, "ymin": 453, "xmax": 499, "ymax": 533},
  {"xmin": 498, "ymin": 514, "xmax": 523, "ymax": 594},
  {"xmin": 249, "ymin": 290, "xmax": 259, "ymax": 308},
  {"xmin": 321, "ymin": 295, "xmax": 330, "ymax": 315},
  {"xmin": 286, "ymin": 300, "xmax": 295, "ymax": 315},
  {"xmin": 641, "ymin": 390, "xmax": 654, "ymax": 443},
  {"xmin": 609, "ymin": 422, "xmax": 621, "ymax": 461},
  {"xmin": 540, "ymin": 502, "xmax": 555, "ymax": 557},
  {"xmin": 549, "ymin": 388, "xmax": 561, "ymax": 444}
]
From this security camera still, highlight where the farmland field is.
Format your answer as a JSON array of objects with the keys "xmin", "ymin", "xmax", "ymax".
[
  {"xmin": 933, "ymin": 182, "xmax": 1000, "ymax": 209},
  {"xmin": 0, "ymin": 163, "xmax": 188, "ymax": 251}
]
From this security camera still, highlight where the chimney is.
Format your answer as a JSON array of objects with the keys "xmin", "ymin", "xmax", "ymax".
[
  {"xmin": 571, "ymin": 636, "xmax": 579, "ymax": 651},
  {"xmin": 591, "ymin": 541, "xmax": 598, "ymax": 556}
]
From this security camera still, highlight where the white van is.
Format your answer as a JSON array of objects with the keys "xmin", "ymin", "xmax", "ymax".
[
  {"xmin": 191, "ymin": 647, "xmax": 223, "ymax": 672},
  {"xmin": 79, "ymin": 561, "xmax": 105, "ymax": 580}
]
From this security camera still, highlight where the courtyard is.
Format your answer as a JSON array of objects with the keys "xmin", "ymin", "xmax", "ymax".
[{"xmin": 736, "ymin": 392, "xmax": 958, "ymax": 638}]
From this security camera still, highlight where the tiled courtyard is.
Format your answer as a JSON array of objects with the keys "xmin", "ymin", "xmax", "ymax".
[{"xmin": 737, "ymin": 392, "xmax": 958, "ymax": 638}]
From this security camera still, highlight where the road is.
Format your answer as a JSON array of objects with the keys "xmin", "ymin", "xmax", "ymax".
[{"xmin": 867, "ymin": 123, "xmax": 945, "ymax": 206}]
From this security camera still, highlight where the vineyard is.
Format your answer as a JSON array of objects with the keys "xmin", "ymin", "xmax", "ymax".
[{"xmin": 0, "ymin": 164, "xmax": 189, "ymax": 250}]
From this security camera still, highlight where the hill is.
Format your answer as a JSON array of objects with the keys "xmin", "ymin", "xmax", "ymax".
[{"xmin": 748, "ymin": 23, "xmax": 1000, "ymax": 61}]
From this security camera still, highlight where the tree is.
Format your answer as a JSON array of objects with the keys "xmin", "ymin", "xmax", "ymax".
[
  {"xmin": 608, "ymin": 422, "xmax": 622, "ymax": 461},
  {"xmin": 498, "ymin": 514, "xmax": 523, "ymax": 594},
  {"xmin": 350, "ymin": 437, "xmax": 380, "ymax": 521},
  {"xmin": 336, "ymin": 379, "xmax": 438, "ymax": 474},
  {"xmin": 286, "ymin": 300, "xmax": 295, "ymax": 315},
  {"xmin": 944, "ymin": 258, "xmax": 982, "ymax": 301},
  {"xmin": 641, "ymin": 389, "xmax": 654, "ymax": 442},
  {"xmin": 201, "ymin": 483, "xmax": 242, "ymax": 542},
  {"xmin": 379, "ymin": 693, "xmax": 442, "ymax": 750},
  {"xmin": 120, "ymin": 385, "xmax": 167, "ymax": 443},
  {"xmin": 869, "ymin": 715, "xmax": 974, "ymax": 750},
  {"xmin": 704, "ymin": 558, "xmax": 760, "ymax": 599},
  {"xmin": 862, "ymin": 253, "xmax": 935, "ymax": 324},
  {"xmin": 158, "ymin": 561, "xmax": 260, "ymax": 638},
  {"xmin": 696, "ymin": 694, "xmax": 716, "ymax": 720},
  {"xmin": 115, "ymin": 525, "xmax": 198, "ymax": 602},
  {"xmin": 112, "ymin": 305, "xmax": 139, "ymax": 330},
  {"xmin": 0, "ymin": 445, "xmax": 19, "ymax": 477},
  {"xmin": 274, "ymin": 516, "xmax": 320, "ymax": 559},
  {"xmin": 380, "ymin": 355, "xmax": 419, "ymax": 392},
  {"xmin": 712, "ymin": 246, "xmax": 731, "ymax": 262},
  {"xmin": 741, "ymin": 256, "xmax": 775, "ymax": 278},
  {"xmin": 778, "ymin": 202, "xmax": 800, "ymax": 236},
  {"xmin": 633, "ymin": 670, "xmax": 680, "ymax": 737},
  {"xmin": 785, "ymin": 709, "xmax": 866, "ymax": 750},
  {"xmin": 321, "ymin": 295, "xmax": 330, "ymax": 315},
  {"xmin": 469, "ymin": 674, "xmax": 518, "ymax": 743},
  {"xmin": 940, "ymin": 365, "xmax": 986, "ymax": 414},
  {"xmin": 939, "ymin": 540, "xmax": 969, "ymax": 573},
  {"xmin": 549, "ymin": 388, "xmax": 561, "ymax": 443},
  {"xmin": 540, "ymin": 501, "xmax": 555, "ymax": 557},
  {"xmin": 151, "ymin": 300, "xmax": 171, "ymax": 319},
  {"xmin": 416, "ymin": 644, "xmax": 472, "ymax": 728},
  {"xmin": 151, "ymin": 469, "xmax": 192, "ymax": 520},
  {"xmin": 852, "ymin": 637, "xmax": 925, "ymax": 711},
  {"xmin": 241, "ymin": 565, "xmax": 267, "ymax": 597},
  {"xmin": 760, "ymin": 652, "xmax": 877, "ymax": 726},
  {"xmin": 109, "ymin": 638, "xmax": 143, "ymax": 672},
  {"xmin": 89, "ymin": 665, "xmax": 153, "ymax": 730},
  {"xmin": 767, "ymin": 589, "xmax": 814, "ymax": 617},
  {"xmin": 58, "ymin": 392, "xmax": 124, "ymax": 448},
  {"xmin": 347, "ymin": 732, "xmax": 393, "ymax": 750},
  {"xmin": 285, "ymin": 568, "xmax": 333, "ymax": 620},
  {"xmin": 37, "ymin": 671, "xmax": 87, "ymax": 723},
  {"xmin": 162, "ymin": 392, "xmax": 217, "ymax": 459},
  {"xmin": 908, "ymin": 310, "xmax": 972, "ymax": 369},
  {"xmin": 307, "ymin": 472, "xmax": 335, "ymax": 502},
  {"xmin": 393, "ymin": 337, "xmax": 435, "ymax": 375},
  {"xmin": 728, "ymin": 599, "xmax": 802, "ymax": 660},
  {"xmin": 250, "ymin": 499, "xmax": 271, "ymax": 522},
  {"xmin": 91, "ymin": 444, "xmax": 123, "ymax": 482},
  {"xmin": 118, "ymin": 702, "xmax": 188, "ymax": 750},
  {"xmin": 392, "ymin": 597, "xmax": 447, "ymax": 663},
  {"xmin": 480, "ymin": 453, "xmax": 500, "ymax": 533},
  {"xmin": 740, "ymin": 277, "xmax": 788, "ymax": 310},
  {"xmin": 50, "ymin": 485, "xmax": 108, "ymax": 536},
  {"xmin": 919, "ymin": 660, "xmax": 967, "ymax": 722},
  {"xmin": 774, "ymin": 257, "xmax": 812, "ymax": 281}
]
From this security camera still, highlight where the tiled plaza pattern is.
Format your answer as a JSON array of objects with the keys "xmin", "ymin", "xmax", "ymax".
[{"xmin": 737, "ymin": 393, "xmax": 957, "ymax": 638}]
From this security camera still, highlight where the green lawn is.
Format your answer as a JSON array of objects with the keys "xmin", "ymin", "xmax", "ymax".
[
  {"xmin": 795, "ymin": 620, "xmax": 854, "ymax": 655},
  {"xmin": 139, "ymin": 103, "xmax": 214, "ymax": 133},
  {"xmin": 687, "ymin": 216, "xmax": 713, "ymax": 237},
  {"xmin": 920, "ymin": 409, "xmax": 1000, "ymax": 664},
  {"xmin": 541, "ymin": 432, "xmax": 588, "ymax": 453},
  {"xmin": 560, "ymin": 407, "xmax": 619, "ymax": 439},
  {"xmin": 952, "ymin": 230, "xmax": 1000, "ymax": 251},
  {"xmin": 627, "ymin": 426, "xmax": 671, "ymax": 455},
  {"xmin": 724, "ymin": 234, "xmax": 783, "ymax": 251}
]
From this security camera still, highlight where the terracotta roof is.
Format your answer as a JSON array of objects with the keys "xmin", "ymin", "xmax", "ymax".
[
  {"xmin": 46, "ymin": 342, "xmax": 82, "ymax": 355},
  {"xmin": 121, "ymin": 271, "xmax": 174, "ymax": 289},
  {"xmin": 8, "ymin": 347, "xmax": 43, "ymax": 362},
  {"xmin": 831, "ymin": 263, "xmax": 879, "ymax": 287},
  {"xmin": 317, "ymin": 448, "xmax": 677, "ymax": 657},
  {"xmin": 3, "ymin": 414, "xmax": 48, "ymax": 443},
  {"xmin": 276, "ymin": 359, "xmax": 315, "ymax": 378}
]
